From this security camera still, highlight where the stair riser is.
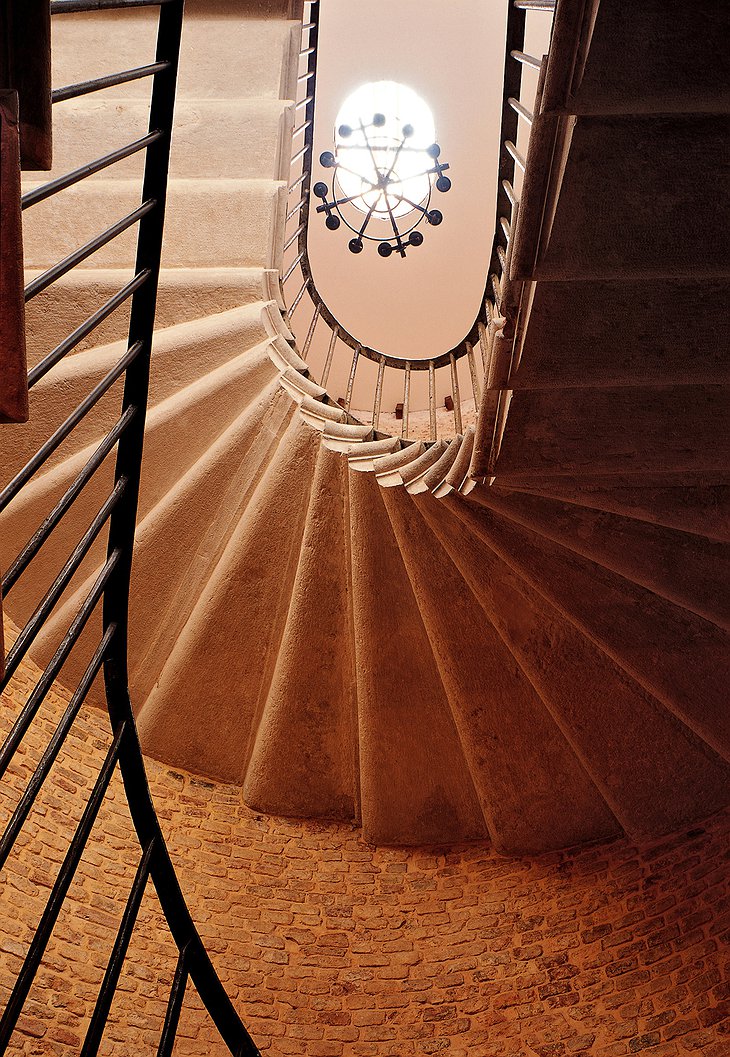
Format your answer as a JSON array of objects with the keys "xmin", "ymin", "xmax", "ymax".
[
  {"xmin": 32, "ymin": 99, "xmax": 289, "ymax": 182},
  {"xmin": 0, "ymin": 309, "xmax": 271, "ymax": 484},
  {"xmin": 384, "ymin": 488, "xmax": 619, "ymax": 854},
  {"xmin": 244, "ymin": 447, "xmax": 359, "ymax": 822},
  {"xmin": 22, "ymin": 181, "xmax": 284, "ymax": 270},
  {"xmin": 135, "ymin": 418, "xmax": 320, "ymax": 784},
  {"xmin": 24, "ymin": 269, "xmax": 269, "ymax": 367},
  {"xmin": 49, "ymin": 15, "xmax": 296, "ymax": 104}
]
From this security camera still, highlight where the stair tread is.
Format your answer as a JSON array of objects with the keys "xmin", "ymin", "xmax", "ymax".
[
  {"xmin": 136, "ymin": 416, "xmax": 320, "ymax": 783},
  {"xmin": 384, "ymin": 488, "xmax": 620, "ymax": 853},
  {"xmin": 450, "ymin": 496, "xmax": 730, "ymax": 763},
  {"xmin": 244, "ymin": 447, "xmax": 358, "ymax": 821},
  {"xmin": 425, "ymin": 495, "xmax": 730, "ymax": 842},
  {"xmin": 348, "ymin": 470, "xmax": 487, "ymax": 846},
  {"xmin": 470, "ymin": 486, "xmax": 730, "ymax": 628}
]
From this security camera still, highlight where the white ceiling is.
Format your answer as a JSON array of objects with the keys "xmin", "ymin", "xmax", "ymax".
[{"xmin": 306, "ymin": 0, "xmax": 508, "ymax": 362}]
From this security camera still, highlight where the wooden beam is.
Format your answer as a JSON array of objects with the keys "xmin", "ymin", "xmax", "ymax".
[
  {"xmin": 0, "ymin": 0, "xmax": 52, "ymax": 170},
  {"xmin": 0, "ymin": 90, "xmax": 28, "ymax": 424}
]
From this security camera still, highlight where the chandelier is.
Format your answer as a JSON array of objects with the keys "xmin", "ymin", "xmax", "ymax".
[{"xmin": 313, "ymin": 81, "xmax": 451, "ymax": 258}]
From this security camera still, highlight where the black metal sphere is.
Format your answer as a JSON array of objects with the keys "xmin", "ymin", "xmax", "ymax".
[
  {"xmin": 436, "ymin": 175, "xmax": 452, "ymax": 193},
  {"xmin": 427, "ymin": 143, "xmax": 441, "ymax": 158},
  {"xmin": 409, "ymin": 230, "xmax": 424, "ymax": 247},
  {"xmin": 372, "ymin": 113, "xmax": 386, "ymax": 127},
  {"xmin": 325, "ymin": 214, "xmax": 341, "ymax": 230},
  {"xmin": 427, "ymin": 209, "xmax": 443, "ymax": 226},
  {"xmin": 402, "ymin": 124, "xmax": 414, "ymax": 138},
  {"xmin": 313, "ymin": 181, "xmax": 329, "ymax": 198},
  {"xmin": 349, "ymin": 238, "xmax": 364, "ymax": 253},
  {"xmin": 319, "ymin": 151, "xmax": 336, "ymax": 168},
  {"xmin": 378, "ymin": 242, "xmax": 393, "ymax": 257},
  {"xmin": 338, "ymin": 124, "xmax": 353, "ymax": 137}
]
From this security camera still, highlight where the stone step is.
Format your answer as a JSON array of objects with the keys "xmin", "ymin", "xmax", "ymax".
[
  {"xmin": 48, "ymin": 13, "xmax": 297, "ymax": 106},
  {"xmin": 21, "ymin": 178, "xmax": 286, "ymax": 269},
  {"xmin": 0, "ymin": 303, "xmax": 271, "ymax": 484},
  {"xmin": 497, "ymin": 473, "xmax": 730, "ymax": 544},
  {"xmin": 470, "ymin": 486, "xmax": 730, "ymax": 629},
  {"xmin": 532, "ymin": 115, "xmax": 728, "ymax": 281},
  {"xmin": 35, "ymin": 97, "xmax": 291, "ymax": 181},
  {"xmin": 509, "ymin": 279, "xmax": 730, "ymax": 389},
  {"xmin": 564, "ymin": 0, "xmax": 730, "ymax": 115},
  {"xmin": 383, "ymin": 487, "xmax": 618, "ymax": 853},
  {"xmin": 494, "ymin": 385, "xmax": 729, "ymax": 477},
  {"xmin": 448, "ymin": 496, "xmax": 730, "ymax": 764},
  {"xmin": 244, "ymin": 445, "xmax": 359, "ymax": 822},
  {"xmin": 1, "ymin": 345, "xmax": 280, "ymax": 683},
  {"xmin": 24, "ymin": 267, "xmax": 272, "ymax": 367},
  {"xmin": 135, "ymin": 415, "xmax": 319, "ymax": 782},
  {"xmin": 421, "ymin": 493, "xmax": 730, "ymax": 843},
  {"xmin": 347, "ymin": 469, "xmax": 487, "ymax": 846},
  {"xmin": 129, "ymin": 385, "xmax": 295, "ymax": 706}
]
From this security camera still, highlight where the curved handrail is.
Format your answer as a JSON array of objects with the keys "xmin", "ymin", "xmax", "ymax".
[
  {"xmin": 0, "ymin": 1, "xmax": 259, "ymax": 1052},
  {"xmin": 280, "ymin": 0, "xmax": 555, "ymax": 439}
]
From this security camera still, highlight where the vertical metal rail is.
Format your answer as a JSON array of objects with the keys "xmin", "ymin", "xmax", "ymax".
[
  {"xmin": 344, "ymin": 344, "xmax": 360, "ymax": 412},
  {"xmin": 321, "ymin": 324, "xmax": 337, "ymax": 386},
  {"xmin": 0, "ymin": 1, "xmax": 262, "ymax": 1054},
  {"xmin": 301, "ymin": 302, "xmax": 320, "ymax": 361},
  {"xmin": 428, "ymin": 361, "xmax": 437, "ymax": 441},
  {"xmin": 466, "ymin": 341, "xmax": 481, "ymax": 405},
  {"xmin": 99, "ymin": 3, "xmax": 261, "ymax": 1052},
  {"xmin": 402, "ymin": 363, "xmax": 411, "ymax": 439},
  {"xmin": 372, "ymin": 357, "xmax": 385, "ymax": 429},
  {"xmin": 450, "ymin": 353, "xmax": 463, "ymax": 434}
]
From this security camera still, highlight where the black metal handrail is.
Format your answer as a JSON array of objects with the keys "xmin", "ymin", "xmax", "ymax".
[
  {"xmin": 281, "ymin": 0, "xmax": 555, "ymax": 440},
  {"xmin": 0, "ymin": 1, "xmax": 259, "ymax": 1053}
]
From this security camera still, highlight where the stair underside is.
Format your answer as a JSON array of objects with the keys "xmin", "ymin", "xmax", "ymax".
[{"xmin": 4, "ymin": 0, "xmax": 729, "ymax": 852}]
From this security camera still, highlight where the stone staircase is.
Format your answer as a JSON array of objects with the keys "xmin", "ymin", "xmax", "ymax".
[{"xmin": 1, "ymin": 0, "xmax": 728, "ymax": 855}]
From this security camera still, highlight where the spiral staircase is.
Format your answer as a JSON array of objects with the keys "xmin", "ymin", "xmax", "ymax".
[{"xmin": 2, "ymin": 0, "xmax": 729, "ymax": 868}]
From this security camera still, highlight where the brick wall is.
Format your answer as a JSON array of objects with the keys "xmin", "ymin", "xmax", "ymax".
[{"xmin": 1, "ymin": 618, "xmax": 728, "ymax": 1056}]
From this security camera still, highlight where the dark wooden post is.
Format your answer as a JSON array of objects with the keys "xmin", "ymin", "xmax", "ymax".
[
  {"xmin": 0, "ymin": 89, "xmax": 27, "ymax": 425},
  {"xmin": 0, "ymin": 0, "xmax": 52, "ymax": 170}
]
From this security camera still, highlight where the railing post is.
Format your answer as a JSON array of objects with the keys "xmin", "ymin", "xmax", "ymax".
[
  {"xmin": 372, "ymin": 357, "xmax": 385, "ymax": 430},
  {"xmin": 301, "ymin": 302, "xmax": 320, "ymax": 360},
  {"xmin": 466, "ymin": 340, "xmax": 481, "ymax": 405},
  {"xmin": 321, "ymin": 324, "xmax": 337, "ymax": 386},
  {"xmin": 344, "ymin": 344, "xmax": 360, "ymax": 411},
  {"xmin": 428, "ymin": 361, "xmax": 437, "ymax": 441},
  {"xmin": 450, "ymin": 352, "xmax": 463, "ymax": 434},
  {"xmin": 402, "ymin": 362, "xmax": 410, "ymax": 439}
]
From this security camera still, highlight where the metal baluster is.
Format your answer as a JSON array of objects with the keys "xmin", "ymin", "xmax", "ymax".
[
  {"xmin": 301, "ymin": 303, "xmax": 320, "ymax": 361},
  {"xmin": 402, "ymin": 363, "xmax": 411, "ymax": 439},
  {"xmin": 0, "ymin": 627, "xmax": 115, "ymax": 871},
  {"xmin": 344, "ymin": 345, "xmax": 360, "ymax": 412},
  {"xmin": 466, "ymin": 341, "xmax": 481, "ymax": 406},
  {"xmin": 450, "ymin": 354, "xmax": 463, "ymax": 434},
  {"xmin": 505, "ymin": 139, "xmax": 526, "ymax": 171},
  {"xmin": 477, "ymin": 320, "xmax": 490, "ymax": 371},
  {"xmin": 0, "ymin": 726, "xmax": 126, "ymax": 1050},
  {"xmin": 80, "ymin": 838, "xmax": 157, "ymax": 1057},
  {"xmin": 428, "ymin": 361, "xmax": 437, "ymax": 441},
  {"xmin": 287, "ymin": 275, "xmax": 310, "ymax": 319},
  {"xmin": 321, "ymin": 325, "xmax": 338, "ymax": 387},
  {"xmin": 282, "ymin": 249, "xmax": 304, "ymax": 284},
  {"xmin": 372, "ymin": 358, "xmax": 385, "ymax": 430},
  {"xmin": 156, "ymin": 947, "xmax": 189, "ymax": 1057}
]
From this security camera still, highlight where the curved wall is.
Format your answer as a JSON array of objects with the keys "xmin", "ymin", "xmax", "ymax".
[{"xmin": 1, "ymin": 624, "xmax": 728, "ymax": 1056}]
